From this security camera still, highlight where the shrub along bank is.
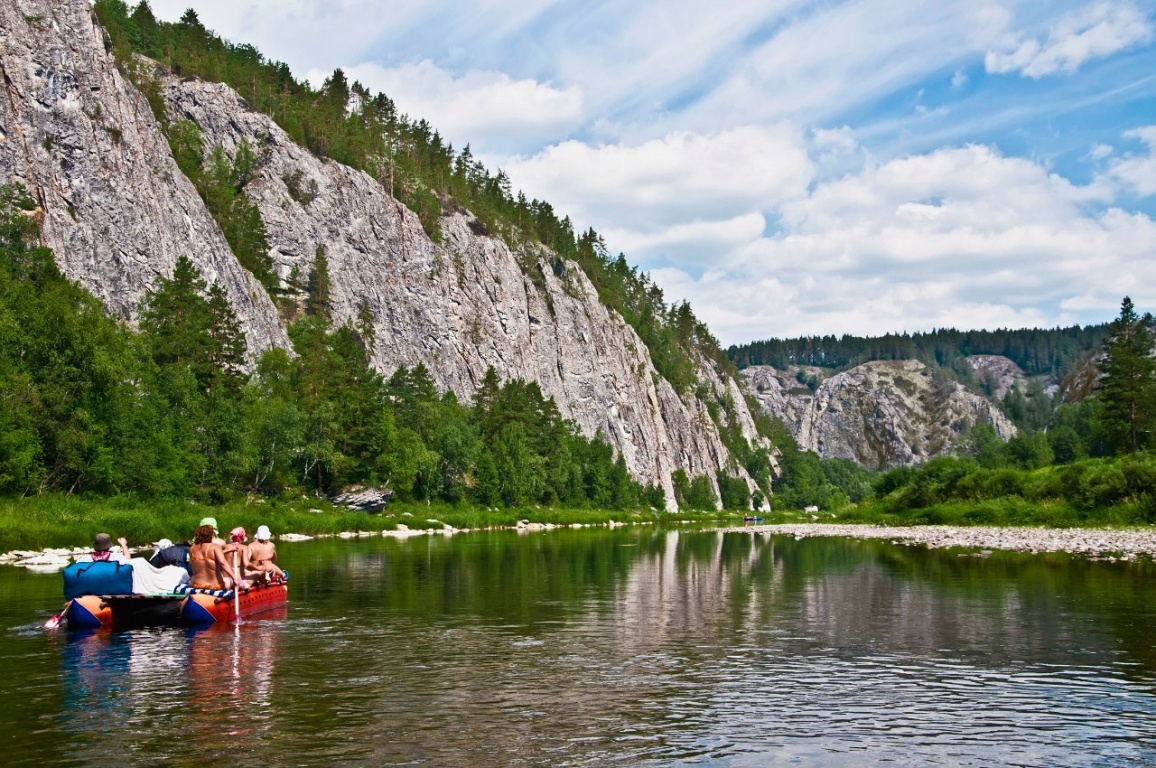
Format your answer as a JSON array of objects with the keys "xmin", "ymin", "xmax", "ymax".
[{"xmin": 835, "ymin": 452, "xmax": 1156, "ymax": 528}]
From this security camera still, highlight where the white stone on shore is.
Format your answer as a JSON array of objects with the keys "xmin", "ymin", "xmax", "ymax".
[
  {"xmin": 15, "ymin": 555, "xmax": 71, "ymax": 570},
  {"xmin": 395, "ymin": 523, "xmax": 409, "ymax": 532},
  {"xmin": 279, "ymin": 533, "xmax": 314, "ymax": 542}
]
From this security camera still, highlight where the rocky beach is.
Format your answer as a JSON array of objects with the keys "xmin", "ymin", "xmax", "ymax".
[{"xmin": 720, "ymin": 523, "xmax": 1156, "ymax": 559}]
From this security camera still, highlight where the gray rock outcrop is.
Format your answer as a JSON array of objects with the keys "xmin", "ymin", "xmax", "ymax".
[
  {"xmin": 164, "ymin": 77, "xmax": 769, "ymax": 507},
  {"xmin": 743, "ymin": 360, "xmax": 1017, "ymax": 470},
  {"xmin": 0, "ymin": 0, "xmax": 288, "ymax": 354},
  {"xmin": 0, "ymin": 0, "xmax": 771, "ymax": 509}
]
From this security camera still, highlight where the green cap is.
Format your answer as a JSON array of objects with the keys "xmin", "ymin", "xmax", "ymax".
[{"xmin": 198, "ymin": 517, "xmax": 218, "ymax": 532}]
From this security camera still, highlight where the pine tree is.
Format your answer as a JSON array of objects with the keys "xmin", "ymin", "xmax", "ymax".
[
  {"xmin": 141, "ymin": 255, "xmax": 211, "ymax": 369},
  {"xmin": 306, "ymin": 245, "xmax": 332, "ymax": 323},
  {"xmin": 204, "ymin": 282, "xmax": 248, "ymax": 395},
  {"xmin": 1098, "ymin": 296, "xmax": 1156, "ymax": 453}
]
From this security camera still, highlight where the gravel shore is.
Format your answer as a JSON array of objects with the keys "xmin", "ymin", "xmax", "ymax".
[{"xmin": 718, "ymin": 524, "xmax": 1156, "ymax": 559}]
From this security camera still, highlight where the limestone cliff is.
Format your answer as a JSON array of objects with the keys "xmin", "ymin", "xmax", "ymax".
[
  {"xmin": 0, "ymin": 0, "xmax": 770, "ymax": 508},
  {"xmin": 743, "ymin": 360, "xmax": 1017, "ymax": 470},
  {"xmin": 162, "ymin": 77, "xmax": 769, "ymax": 506},
  {"xmin": 0, "ymin": 0, "xmax": 288, "ymax": 353}
]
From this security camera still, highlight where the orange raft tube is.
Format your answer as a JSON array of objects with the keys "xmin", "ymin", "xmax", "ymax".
[{"xmin": 178, "ymin": 579, "xmax": 288, "ymax": 625}]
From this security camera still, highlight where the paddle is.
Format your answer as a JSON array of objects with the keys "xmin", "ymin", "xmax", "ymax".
[
  {"xmin": 44, "ymin": 603, "xmax": 66, "ymax": 629},
  {"xmin": 233, "ymin": 547, "xmax": 241, "ymax": 624}
]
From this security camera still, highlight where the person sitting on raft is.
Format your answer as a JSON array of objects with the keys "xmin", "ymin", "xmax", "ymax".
[
  {"xmin": 148, "ymin": 538, "xmax": 191, "ymax": 571},
  {"xmin": 188, "ymin": 524, "xmax": 248, "ymax": 591},
  {"xmin": 246, "ymin": 525, "xmax": 285, "ymax": 582},
  {"xmin": 225, "ymin": 526, "xmax": 259, "ymax": 582},
  {"xmin": 91, "ymin": 533, "xmax": 130, "ymax": 563}
]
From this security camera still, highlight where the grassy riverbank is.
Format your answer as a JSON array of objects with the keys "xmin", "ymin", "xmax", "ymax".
[
  {"xmin": 830, "ymin": 497, "xmax": 1151, "ymax": 528},
  {"xmin": 0, "ymin": 495, "xmax": 739, "ymax": 552}
]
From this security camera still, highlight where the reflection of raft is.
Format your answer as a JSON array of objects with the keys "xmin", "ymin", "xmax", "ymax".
[
  {"xmin": 57, "ymin": 560, "xmax": 288, "ymax": 628},
  {"xmin": 178, "ymin": 580, "xmax": 289, "ymax": 625}
]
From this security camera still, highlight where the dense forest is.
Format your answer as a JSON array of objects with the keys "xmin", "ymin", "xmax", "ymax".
[
  {"xmin": 92, "ymin": 0, "xmax": 728, "ymax": 397},
  {"xmin": 728, "ymin": 325, "xmax": 1110, "ymax": 377},
  {"xmin": 0, "ymin": 185, "xmax": 671, "ymax": 509}
]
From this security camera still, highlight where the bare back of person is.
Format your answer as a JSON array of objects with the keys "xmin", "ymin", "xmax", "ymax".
[
  {"xmin": 247, "ymin": 540, "xmax": 284, "ymax": 580},
  {"xmin": 188, "ymin": 542, "xmax": 228, "ymax": 589}
]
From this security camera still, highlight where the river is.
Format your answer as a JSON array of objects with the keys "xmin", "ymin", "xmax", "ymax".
[{"xmin": 2, "ymin": 527, "xmax": 1154, "ymax": 766}]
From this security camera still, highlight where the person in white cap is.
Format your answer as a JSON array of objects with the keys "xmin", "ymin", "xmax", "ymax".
[{"xmin": 246, "ymin": 525, "xmax": 285, "ymax": 582}]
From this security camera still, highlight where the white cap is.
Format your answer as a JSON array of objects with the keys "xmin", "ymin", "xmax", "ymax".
[{"xmin": 255, "ymin": 525, "xmax": 272, "ymax": 541}]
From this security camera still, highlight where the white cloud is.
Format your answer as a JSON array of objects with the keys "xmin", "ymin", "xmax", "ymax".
[
  {"xmin": 150, "ymin": 0, "xmax": 409, "ymax": 72},
  {"xmin": 1107, "ymin": 125, "xmax": 1156, "ymax": 196},
  {"xmin": 304, "ymin": 61, "xmax": 584, "ymax": 154},
  {"xmin": 951, "ymin": 68, "xmax": 970, "ymax": 88},
  {"xmin": 498, "ymin": 125, "xmax": 813, "ymax": 238},
  {"xmin": 644, "ymin": 145, "xmax": 1156, "ymax": 342},
  {"xmin": 1089, "ymin": 143, "xmax": 1116, "ymax": 160},
  {"xmin": 984, "ymin": 1, "xmax": 1153, "ymax": 78}
]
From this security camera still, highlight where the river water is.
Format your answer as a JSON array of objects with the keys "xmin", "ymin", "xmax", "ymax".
[{"xmin": 2, "ymin": 528, "xmax": 1154, "ymax": 766}]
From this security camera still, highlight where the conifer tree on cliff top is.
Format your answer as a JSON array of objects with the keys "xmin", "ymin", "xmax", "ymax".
[{"xmin": 1097, "ymin": 296, "xmax": 1156, "ymax": 453}]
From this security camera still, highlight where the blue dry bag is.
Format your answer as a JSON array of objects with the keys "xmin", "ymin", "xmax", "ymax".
[{"xmin": 62, "ymin": 560, "xmax": 134, "ymax": 600}]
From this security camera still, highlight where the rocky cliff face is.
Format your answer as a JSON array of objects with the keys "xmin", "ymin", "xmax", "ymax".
[
  {"xmin": 162, "ymin": 77, "xmax": 769, "ymax": 506},
  {"xmin": 0, "ymin": 0, "xmax": 770, "ymax": 508},
  {"xmin": 0, "ymin": 0, "xmax": 288, "ymax": 353},
  {"xmin": 744, "ymin": 360, "xmax": 1017, "ymax": 470}
]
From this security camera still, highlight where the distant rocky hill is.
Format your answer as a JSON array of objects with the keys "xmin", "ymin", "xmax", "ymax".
[
  {"xmin": 743, "ymin": 359, "xmax": 1018, "ymax": 470},
  {"xmin": 0, "ymin": 0, "xmax": 771, "ymax": 508}
]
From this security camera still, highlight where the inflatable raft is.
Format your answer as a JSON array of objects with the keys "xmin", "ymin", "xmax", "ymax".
[
  {"xmin": 55, "ymin": 560, "xmax": 287, "ymax": 628},
  {"xmin": 177, "ymin": 580, "xmax": 289, "ymax": 625}
]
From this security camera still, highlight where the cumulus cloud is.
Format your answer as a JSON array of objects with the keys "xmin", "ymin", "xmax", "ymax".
[
  {"xmin": 498, "ymin": 125, "xmax": 812, "ymax": 247},
  {"xmin": 150, "ymin": 0, "xmax": 409, "ymax": 72},
  {"xmin": 643, "ymin": 145, "xmax": 1155, "ymax": 342},
  {"xmin": 304, "ymin": 61, "xmax": 584, "ymax": 154},
  {"xmin": 983, "ymin": 1, "xmax": 1153, "ymax": 78},
  {"xmin": 1107, "ymin": 126, "xmax": 1156, "ymax": 196}
]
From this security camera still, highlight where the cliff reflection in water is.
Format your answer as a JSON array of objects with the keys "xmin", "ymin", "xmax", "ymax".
[{"xmin": 4, "ymin": 529, "xmax": 1152, "ymax": 767}]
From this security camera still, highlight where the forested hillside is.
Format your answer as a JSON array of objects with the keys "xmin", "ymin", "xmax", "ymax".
[
  {"xmin": 94, "ymin": 0, "xmax": 725, "ymax": 395},
  {"xmin": 0, "ymin": 185, "xmax": 657, "ymax": 508},
  {"xmin": 728, "ymin": 326, "xmax": 1109, "ymax": 378}
]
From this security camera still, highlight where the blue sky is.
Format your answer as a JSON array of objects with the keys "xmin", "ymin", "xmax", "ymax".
[{"xmin": 152, "ymin": 0, "xmax": 1156, "ymax": 344}]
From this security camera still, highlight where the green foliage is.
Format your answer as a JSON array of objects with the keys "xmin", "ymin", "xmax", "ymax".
[
  {"xmin": 772, "ymin": 449, "xmax": 852, "ymax": 511},
  {"xmin": 716, "ymin": 472, "xmax": 751, "ymax": 510},
  {"xmin": 684, "ymin": 474, "xmax": 719, "ymax": 511},
  {"xmin": 867, "ymin": 450, "xmax": 1156, "ymax": 525},
  {"xmin": 1097, "ymin": 296, "xmax": 1156, "ymax": 453},
  {"xmin": 729, "ymin": 325, "xmax": 1110, "ymax": 378},
  {"xmin": 0, "ymin": 187, "xmax": 650, "ymax": 511}
]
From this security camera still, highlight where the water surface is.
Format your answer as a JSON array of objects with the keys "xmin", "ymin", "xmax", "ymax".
[{"xmin": 2, "ymin": 528, "xmax": 1154, "ymax": 766}]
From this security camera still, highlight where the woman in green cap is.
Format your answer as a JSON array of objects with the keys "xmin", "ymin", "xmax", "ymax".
[
  {"xmin": 199, "ymin": 517, "xmax": 226, "ymax": 545},
  {"xmin": 188, "ymin": 520, "xmax": 246, "ymax": 590}
]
